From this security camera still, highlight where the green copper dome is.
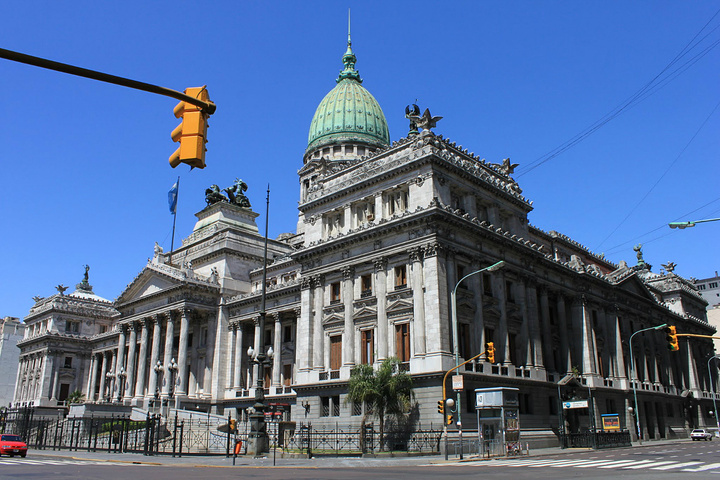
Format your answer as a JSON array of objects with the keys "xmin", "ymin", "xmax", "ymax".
[{"xmin": 306, "ymin": 35, "xmax": 390, "ymax": 156}]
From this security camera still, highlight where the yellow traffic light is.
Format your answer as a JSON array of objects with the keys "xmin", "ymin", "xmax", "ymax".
[
  {"xmin": 665, "ymin": 326, "xmax": 679, "ymax": 352},
  {"xmin": 229, "ymin": 418, "xmax": 237, "ymax": 433},
  {"xmin": 485, "ymin": 342, "xmax": 495, "ymax": 364},
  {"xmin": 446, "ymin": 414, "xmax": 453, "ymax": 425},
  {"xmin": 169, "ymin": 86, "xmax": 210, "ymax": 169},
  {"xmin": 437, "ymin": 400, "xmax": 445, "ymax": 415}
]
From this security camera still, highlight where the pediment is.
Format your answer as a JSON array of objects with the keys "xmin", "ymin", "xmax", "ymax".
[
  {"xmin": 615, "ymin": 274, "xmax": 657, "ymax": 302},
  {"xmin": 353, "ymin": 303, "xmax": 378, "ymax": 320},
  {"xmin": 387, "ymin": 296, "xmax": 413, "ymax": 318},
  {"xmin": 116, "ymin": 266, "xmax": 181, "ymax": 304}
]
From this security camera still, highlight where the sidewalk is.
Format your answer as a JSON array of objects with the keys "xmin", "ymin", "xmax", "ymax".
[{"xmin": 29, "ymin": 437, "xmax": 692, "ymax": 468}]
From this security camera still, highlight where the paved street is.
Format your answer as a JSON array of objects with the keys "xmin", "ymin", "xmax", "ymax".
[{"xmin": 1, "ymin": 439, "xmax": 719, "ymax": 479}]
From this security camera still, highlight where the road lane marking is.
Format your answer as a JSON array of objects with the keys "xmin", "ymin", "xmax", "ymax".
[
  {"xmin": 651, "ymin": 462, "xmax": 703, "ymax": 470},
  {"xmin": 683, "ymin": 462, "xmax": 720, "ymax": 472}
]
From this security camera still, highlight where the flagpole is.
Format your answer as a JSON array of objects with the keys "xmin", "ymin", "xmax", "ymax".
[{"xmin": 170, "ymin": 176, "xmax": 179, "ymax": 261}]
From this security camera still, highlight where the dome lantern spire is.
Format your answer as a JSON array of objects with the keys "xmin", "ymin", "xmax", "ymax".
[{"xmin": 338, "ymin": 9, "xmax": 361, "ymax": 83}]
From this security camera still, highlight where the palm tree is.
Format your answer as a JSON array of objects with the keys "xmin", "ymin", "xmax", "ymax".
[
  {"xmin": 67, "ymin": 390, "xmax": 85, "ymax": 404},
  {"xmin": 346, "ymin": 357, "xmax": 413, "ymax": 451}
]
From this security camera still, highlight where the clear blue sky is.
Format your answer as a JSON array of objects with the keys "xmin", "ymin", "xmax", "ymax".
[{"xmin": 2, "ymin": 1, "xmax": 718, "ymax": 318}]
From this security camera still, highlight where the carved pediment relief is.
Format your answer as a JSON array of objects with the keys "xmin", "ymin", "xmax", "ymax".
[{"xmin": 353, "ymin": 301, "xmax": 378, "ymax": 321}]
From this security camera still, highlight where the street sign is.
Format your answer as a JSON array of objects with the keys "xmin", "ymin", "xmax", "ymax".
[
  {"xmin": 452, "ymin": 374, "xmax": 464, "ymax": 391},
  {"xmin": 562, "ymin": 400, "xmax": 588, "ymax": 409}
]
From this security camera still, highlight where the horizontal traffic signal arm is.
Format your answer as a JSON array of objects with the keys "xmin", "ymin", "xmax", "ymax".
[
  {"xmin": 441, "ymin": 350, "xmax": 487, "ymax": 409},
  {"xmin": 0, "ymin": 48, "xmax": 216, "ymax": 115},
  {"xmin": 676, "ymin": 334, "xmax": 720, "ymax": 339}
]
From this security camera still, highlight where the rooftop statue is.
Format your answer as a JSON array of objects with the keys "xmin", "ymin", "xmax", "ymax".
[
  {"xmin": 405, "ymin": 103, "xmax": 420, "ymax": 136},
  {"xmin": 205, "ymin": 184, "xmax": 228, "ymax": 206},
  {"xmin": 224, "ymin": 178, "xmax": 252, "ymax": 208},
  {"xmin": 408, "ymin": 108, "xmax": 442, "ymax": 134}
]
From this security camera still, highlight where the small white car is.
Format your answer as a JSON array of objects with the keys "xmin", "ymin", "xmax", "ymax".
[{"xmin": 691, "ymin": 429, "xmax": 713, "ymax": 441}]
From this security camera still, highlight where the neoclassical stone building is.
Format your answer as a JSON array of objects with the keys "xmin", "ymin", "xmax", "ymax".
[{"xmin": 14, "ymin": 34, "xmax": 715, "ymax": 442}]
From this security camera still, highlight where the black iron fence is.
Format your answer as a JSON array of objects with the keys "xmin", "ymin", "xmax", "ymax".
[
  {"xmin": 561, "ymin": 430, "xmax": 632, "ymax": 449},
  {"xmin": 284, "ymin": 422, "xmax": 442, "ymax": 455},
  {"xmin": 0, "ymin": 407, "xmax": 248, "ymax": 456},
  {"xmin": 0, "ymin": 408, "xmax": 442, "ymax": 457}
]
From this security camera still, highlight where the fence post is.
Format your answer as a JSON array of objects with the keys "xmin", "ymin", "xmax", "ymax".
[{"xmin": 179, "ymin": 420, "xmax": 184, "ymax": 457}]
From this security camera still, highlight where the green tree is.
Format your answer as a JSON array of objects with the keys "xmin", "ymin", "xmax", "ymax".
[
  {"xmin": 346, "ymin": 357, "xmax": 414, "ymax": 451},
  {"xmin": 67, "ymin": 390, "xmax": 85, "ymax": 404}
]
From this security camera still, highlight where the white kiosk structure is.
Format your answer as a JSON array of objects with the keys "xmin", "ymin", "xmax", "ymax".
[{"xmin": 476, "ymin": 387, "xmax": 521, "ymax": 456}]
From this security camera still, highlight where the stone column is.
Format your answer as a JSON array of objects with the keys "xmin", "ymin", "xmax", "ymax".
[
  {"xmin": 134, "ymin": 319, "xmax": 150, "ymax": 401},
  {"xmin": 298, "ymin": 278, "xmax": 313, "ymax": 372},
  {"xmin": 177, "ymin": 308, "xmax": 190, "ymax": 395},
  {"xmin": 342, "ymin": 266, "xmax": 355, "ymax": 367},
  {"xmin": 226, "ymin": 325, "xmax": 236, "ymax": 389},
  {"xmin": 422, "ymin": 243, "xmax": 448, "ymax": 354},
  {"xmin": 97, "ymin": 352, "xmax": 107, "ymax": 402},
  {"xmin": 313, "ymin": 275, "xmax": 325, "ymax": 370},
  {"xmin": 124, "ymin": 322, "xmax": 138, "ymax": 399},
  {"xmin": 538, "ymin": 287, "xmax": 553, "ymax": 371},
  {"xmin": 85, "ymin": 354, "xmax": 96, "ymax": 399},
  {"xmin": 162, "ymin": 314, "xmax": 175, "ymax": 396},
  {"xmin": 51, "ymin": 355, "xmax": 60, "ymax": 401},
  {"xmin": 578, "ymin": 297, "xmax": 598, "ymax": 378},
  {"xmin": 374, "ymin": 258, "xmax": 388, "ymax": 361},
  {"xmin": 525, "ymin": 281, "xmax": 542, "ymax": 367},
  {"xmin": 410, "ymin": 248, "xmax": 426, "ymax": 357},
  {"xmin": 273, "ymin": 314, "xmax": 282, "ymax": 387},
  {"xmin": 148, "ymin": 315, "xmax": 162, "ymax": 399},
  {"xmin": 234, "ymin": 324, "xmax": 244, "ymax": 388},
  {"xmin": 492, "ymin": 271, "xmax": 508, "ymax": 364},
  {"xmin": 557, "ymin": 295, "xmax": 571, "ymax": 373},
  {"xmin": 115, "ymin": 325, "xmax": 127, "ymax": 379}
]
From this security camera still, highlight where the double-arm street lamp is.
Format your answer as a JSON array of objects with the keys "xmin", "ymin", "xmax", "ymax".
[
  {"xmin": 449, "ymin": 260, "xmax": 505, "ymax": 459},
  {"xmin": 167, "ymin": 358, "xmax": 178, "ymax": 401},
  {"xmin": 629, "ymin": 324, "xmax": 667, "ymax": 443}
]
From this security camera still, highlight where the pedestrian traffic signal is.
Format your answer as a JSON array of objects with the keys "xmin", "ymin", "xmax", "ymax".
[
  {"xmin": 229, "ymin": 418, "xmax": 237, "ymax": 433},
  {"xmin": 169, "ymin": 86, "xmax": 210, "ymax": 169},
  {"xmin": 665, "ymin": 325, "xmax": 679, "ymax": 351},
  {"xmin": 446, "ymin": 414, "xmax": 453, "ymax": 425},
  {"xmin": 437, "ymin": 400, "xmax": 444, "ymax": 415},
  {"xmin": 485, "ymin": 342, "xmax": 495, "ymax": 364}
]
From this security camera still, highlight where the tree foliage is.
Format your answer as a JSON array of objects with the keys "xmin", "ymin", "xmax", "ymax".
[
  {"xmin": 346, "ymin": 357, "xmax": 414, "ymax": 450},
  {"xmin": 67, "ymin": 390, "xmax": 85, "ymax": 404}
]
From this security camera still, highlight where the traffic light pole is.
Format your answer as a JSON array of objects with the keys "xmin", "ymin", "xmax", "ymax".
[{"xmin": 0, "ymin": 47, "xmax": 216, "ymax": 114}]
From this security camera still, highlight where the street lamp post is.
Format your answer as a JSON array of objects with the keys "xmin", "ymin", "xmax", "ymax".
[
  {"xmin": 668, "ymin": 217, "xmax": 720, "ymax": 229},
  {"xmin": 708, "ymin": 355, "xmax": 720, "ymax": 434},
  {"xmin": 153, "ymin": 361, "xmax": 163, "ymax": 411},
  {"xmin": 248, "ymin": 186, "xmax": 272, "ymax": 457},
  {"xmin": 116, "ymin": 367, "xmax": 127, "ymax": 403},
  {"xmin": 449, "ymin": 260, "xmax": 505, "ymax": 459},
  {"xmin": 629, "ymin": 324, "xmax": 667, "ymax": 443},
  {"xmin": 167, "ymin": 358, "xmax": 178, "ymax": 403},
  {"xmin": 105, "ymin": 370, "xmax": 115, "ymax": 402}
]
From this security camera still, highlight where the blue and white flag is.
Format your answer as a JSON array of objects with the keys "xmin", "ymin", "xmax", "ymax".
[{"xmin": 168, "ymin": 180, "xmax": 179, "ymax": 215}]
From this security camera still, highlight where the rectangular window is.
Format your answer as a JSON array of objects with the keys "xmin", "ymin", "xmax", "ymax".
[
  {"xmin": 352, "ymin": 402, "xmax": 362, "ymax": 416},
  {"xmin": 64, "ymin": 356, "xmax": 73, "ymax": 368},
  {"xmin": 394, "ymin": 265, "xmax": 407, "ymax": 290},
  {"xmin": 459, "ymin": 324, "xmax": 471, "ymax": 359},
  {"xmin": 330, "ymin": 335, "xmax": 342, "ymax": 371},
  {"xmin": 283, "ymin": 364, "xmax": 292, "ymax": 386},
  {"xmin": 395, "ymin": 323, "xmax": 410, "ymax": 363},
  {"xmin": 505, "ymin": 281, "xmax": 515, "ymax": 303},
  {"xmin": 361, "ymin": 274, "xmax": 373, "ymax": 297},
  {"xmin": 361, "ymin": 329, "xmax": 374, "ymax": 365},
  {"xmin": 283, "ymin": 325, "xmax": 292, "ymax": 343},
  {"xmin": 264, "ymin": 329, "xmax": 272, "ymax": 347},
  {"xmin": 355, "ymin": 201, "xmax": 375, "ymax": 225},
  {"xmin": 332, "ymin": 395, "xmax": 340, "ymax": 416},
  {"xmin": 321, "ymin": 397, "xmax": 330, "ymax": 417},
  {"xmin": 698, "ymin": 284, "xmax": 707, "ymax": 290},
  {"xmin": 65, "ymin": 320, "xmax": 79, "ymax": 334},
  {"xmin": 710, "ymin": 282, "xmax": 719, "ymax": 288},
  {"xmin": 483, "ymin": 273, "xmax": 493, "ymax": 297},
  {"xmin": 330, "ymin": 282, "xmax": 341, "ymax": 304}
]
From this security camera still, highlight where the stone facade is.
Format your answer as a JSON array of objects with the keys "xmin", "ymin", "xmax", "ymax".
[
  {"xmin": 0, "ymin": 317, "xmax": 25, "ymax": 407},
  {"xmin": 12, "ymin": 36, "xmax": 717, "ymax": 446}
]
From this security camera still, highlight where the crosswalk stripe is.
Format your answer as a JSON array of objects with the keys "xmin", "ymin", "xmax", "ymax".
[
  {"xmin": 597, "ymin": 460, "xmax": 650, "ymax": 468},
  {"xmin": 682, "ymin": 462, "xmax": 720, "ymax": 472},
  {"xmin": 651, "ymin": 462, "xmax": 703, "ymax": 470},
  {"xmin": 574, "ymin": 460, "xmax": 626, "ymax": 468},
  {"xmin": 622, "ymin": 461, "xmax": 675, "ymax": 469}
]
